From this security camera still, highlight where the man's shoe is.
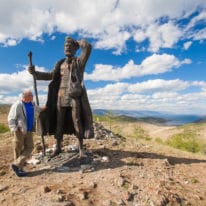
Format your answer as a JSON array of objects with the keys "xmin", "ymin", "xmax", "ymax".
[
  {"xmin": 11, "ymin": 164, "xmax": 27, "ymax": 177},
  {"xmin": 11, "ymin": 164, "xmax": 19, "ymax": 176},
  {"xmin": 19, "ymin": 169, "xmax": 27, "ymax": 176}
]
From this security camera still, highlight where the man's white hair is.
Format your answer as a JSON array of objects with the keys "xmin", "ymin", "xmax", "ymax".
[{"xmin": 22, "ymin": 89, "xmax": 33, "ymax": 98}]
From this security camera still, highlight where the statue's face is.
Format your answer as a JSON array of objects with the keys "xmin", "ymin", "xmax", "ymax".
[{"xmin": 64, "ymin": 40, "xmax": 76, "ymax": 56}]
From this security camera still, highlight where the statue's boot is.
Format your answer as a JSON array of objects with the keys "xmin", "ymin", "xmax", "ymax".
[{"xmin": 51, "ymin": 139, "xmax": 62, "ymax": 158}]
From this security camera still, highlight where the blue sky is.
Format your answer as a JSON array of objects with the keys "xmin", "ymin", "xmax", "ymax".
[{"xmin": 0, "ymin": 0, "xmax": 206, "ymax": 114}]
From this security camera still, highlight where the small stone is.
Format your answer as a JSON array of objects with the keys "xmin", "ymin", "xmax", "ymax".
[
  {"xmin": 0, "ymin": 170, "xmax": 6, "ymax": 176},
  {"xmin": 126, "ymin": 191, "xmax": 134, "ymax": 201},
  {"xmin": 57, "ymin": 189, "xmax": 64, "ymax": 194},
  {"xmin": 89, "ymin": 182, "xmax": 97, "ymax": 189},
  {"xmin": 46, "ymin": 148, "xmax": 54, "ymax": 154},
  {"xmin": 0, "ymin": 185, "xmax": 9, "ymax": 192},
  {"xmin": 163, "ymin": 158, "xmax": 170, "ymax": 166},
  {"xmin": 67, "ymin": 144, "xmax": 79, "ymax": 152},
  {"xmin": 27, "ymin": 158, "xmax": 40, "ymax": 165},
  {"xmin": 80, "ymin": 191, "xmax": 88, "ymax": 200},
  {"xmin": 117, "ymin": 177, "xmax": 126, "ymax": 187},
  {"xmin": 102, "ymin": 156, "xmax": 109, "ymax": 162},
  {"xmin": 112, "ymin": 140, "xmax": 118, "ymax": 146},
  {"xmin": 58, "ymin": 194, "xmax": 65, "ymax": 202},
  {"xmin": 43, "ymin": 186, "xmax": 51, "ymax": 193}
]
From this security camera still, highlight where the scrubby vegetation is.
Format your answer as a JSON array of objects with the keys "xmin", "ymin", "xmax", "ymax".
[
  {"xmin": 165, "ymin": 128, "xmax": 206, "ymax": 153},
  {"xmin": 0, "ymin": 123, "xmax": 9, "ymax": 133},
  {"xmin": 93, "ymin": 114, "xmax": 206, "ymax": 154},
  {"xmin": 133, "ymin": 125, "xmax": 151, "ymax": 141}
]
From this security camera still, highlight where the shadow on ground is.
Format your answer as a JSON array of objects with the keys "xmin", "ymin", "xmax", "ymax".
[{"xmin": 27, "ymin": 148, "xmax": 206, "ymax": 176}]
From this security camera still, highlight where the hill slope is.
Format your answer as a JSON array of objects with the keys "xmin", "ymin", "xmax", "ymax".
[{"xmin": 0, "ymin": 107, "xmax": 206, "ymax": 205}]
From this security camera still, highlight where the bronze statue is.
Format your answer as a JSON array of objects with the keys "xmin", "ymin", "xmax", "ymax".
[{"xmin": 28, "ymin": 37, "xmax": 94, "ymax": 158}]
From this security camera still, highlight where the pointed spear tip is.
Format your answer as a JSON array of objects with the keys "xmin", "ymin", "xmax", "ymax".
[{"xmin": 28, "ymin": 51, "xmax": 32, "ymax": 57}]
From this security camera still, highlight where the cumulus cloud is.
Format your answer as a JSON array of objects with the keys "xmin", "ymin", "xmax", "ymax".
[
  {"xmin": 0, "ymin": 0, "xmax": 206, "ymax": 53},
  {"xmin": 0, "ymin": 66, "xmax": 50, "ymax": 103},
  {"xmin": 2, "ymin": 67, "xmax": 206, "ymax": 113},
  {"xmin": 87, "ymin": 79, "xmax": 206, "ymax": 114},
  {"xmin": 145, "ymin": 22, "xmax": 182, "ymax": 52},
  {"xmin": 85, "ymin": 53, "xmax": 191, "ymax": 81},
  {"xmin": 128, "ymin": 79, "xmax": 189, "ymax": 93},
  {"xmin": 192, "ymin": 81, "xmax": 206, "ymax": 91},
  {"xmin": 0, "ymin": 70, "xmax": 33, "ymax": 94}
]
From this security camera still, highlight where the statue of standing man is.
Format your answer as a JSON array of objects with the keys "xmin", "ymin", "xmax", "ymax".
[{"xmin": 28, "ymin": 37, "xmax": 94, "ymax": 158}]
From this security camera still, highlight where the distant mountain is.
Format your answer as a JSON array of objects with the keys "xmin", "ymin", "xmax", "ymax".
[
  {"xmin": 92, "ymin": 109, "xmax": 203, "ymax": 126},
  {"xmin": 93, "ymin": 109, "xmax": 164, "ymax": 118},
  {"xmin": 194, "ymin": 116, "xmax": 206, "ymax": 123}
]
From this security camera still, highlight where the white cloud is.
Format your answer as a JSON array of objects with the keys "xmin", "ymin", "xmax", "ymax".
[
  {"xmin": 192, "ymin": 28, "xmax": 206, "ymax": 41},
  {"xmin": 0, "ymin": 66, "xmax": 50, "ymax": 102},
  {"xmin": 186, "ymin": 10, "xmax": 206, "ymax": 31},
  {"xmin": 133, "ymin": 29, "xmax": 146, "ymax": 42},
  {"xmin": 152, "ymin": 92, "xmax": 178, "ymax": 99},
  {"xmin": 0, "ymin": 0, "xmax": 206, "ymax": 52},
  {"xmin": 85, "ymin": 53, "xmax": 191, "ymax": 81},
  {"xmin": 140, "ymin": 54, "xmax": 185, "ymax": 74},
  {"xmin": 6, "ymin": 39, "xmax": 17, "ymax": 46},
  {"xmin": 0, "ymin": 71, "xmax": 32, "ymax": 94},
  {"xmin": 183, "ymin": 41, "xmax": 192, "ymax": 50},
  {"xmin": 94, "ymin": 29, "xmax": 131, "ymax": 55},
  {"xmin": 145, "ymin": 22, "xmax": 182, "ymax": 52},
  {"xmin": 2, "ymin": 68, "xmax": 206, "ymax": 114},
  {"xmin": 192, "ymin": 81, "xmax": 206, "ymax": 91},
  {"xmin": 87, "ymin": 79, "xmax": 206, "ymax": 114},
  {"xmin": 128, "ymin": 79, "xmax": 189, "ymax": 93},
  {"xmin": 184, "ymin": 10, "xmax": 206, "ymax": 41}
]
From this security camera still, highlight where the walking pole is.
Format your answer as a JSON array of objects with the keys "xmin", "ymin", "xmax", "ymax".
[{"xmin": 28, "ymin": 51, "xmax": 46, "ymax": 156}]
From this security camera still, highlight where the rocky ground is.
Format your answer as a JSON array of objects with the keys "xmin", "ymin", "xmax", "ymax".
[{"xmin": 0, "ymin": 118, "xmax": 206, "ymax": 205}]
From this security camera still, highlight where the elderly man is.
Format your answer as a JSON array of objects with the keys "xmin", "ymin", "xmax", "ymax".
[
  {"xmin": 8, "ymin": 89, "xmax": 40, "ymax": 177},
  {"xmin": 28, "ymin": 37, "xmax": 94, "ymax": 158}
]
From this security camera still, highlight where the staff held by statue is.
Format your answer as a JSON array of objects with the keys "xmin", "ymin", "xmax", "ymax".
[{"xmin": 27, "ymin": 51, "xmax": 46, "ymax": 155}]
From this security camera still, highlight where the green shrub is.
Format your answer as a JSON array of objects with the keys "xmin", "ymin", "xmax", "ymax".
[
  {"xmin": 133, "ymin": 125, "xmax": 151, "ymax": 141},
  {"xmin": 155, "ymin": 137, "xmax": 164, "ymax": 144},
  {"xmin": 0, "ymin": 124, "xmax": 9, "ymax": 133},
  {"xmin": 166, "ymin": 129, "xmax": 201, "ymax": 153}
]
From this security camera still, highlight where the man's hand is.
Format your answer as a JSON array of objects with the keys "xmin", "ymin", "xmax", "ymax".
[
  {"xmin": 28, "ymin": 66, "xmax": 35, "ymax": 75},
  {"xmin": 13, "ymin": 127, "xmax": 22, "ymax": 134}
]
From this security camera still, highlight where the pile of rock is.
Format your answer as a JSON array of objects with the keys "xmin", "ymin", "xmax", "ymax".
[
  {"xmin": 93, "ymin": 122, "xmax": 124, "ymax": 140},
  {"xmin": 27, "ymin": 122, "xmax": 124, "ymax": 172}
]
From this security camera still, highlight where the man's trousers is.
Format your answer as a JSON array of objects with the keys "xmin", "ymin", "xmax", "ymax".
[{"xmin": 13, "ymin": 131, "xmax": 34, "ymax": 169}]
